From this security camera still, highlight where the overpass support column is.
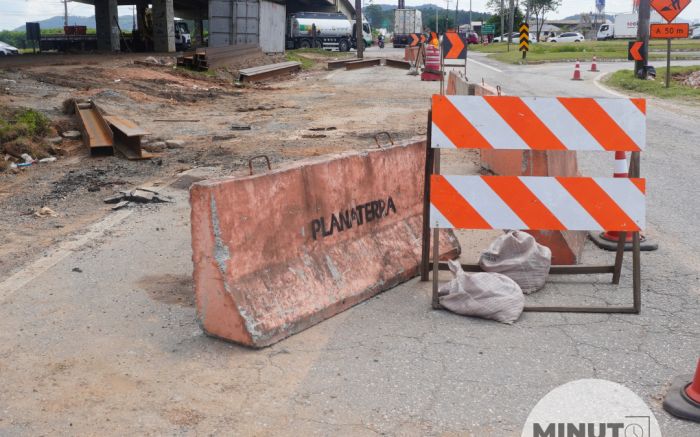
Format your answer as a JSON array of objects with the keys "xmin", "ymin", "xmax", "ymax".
[
  {"xmin": 95, "ymin": 0, "xmax": 120, "ymax": 52},
  {"xmin": 153, "ymin": 0, "xmax": 176, "ymax": 53}
]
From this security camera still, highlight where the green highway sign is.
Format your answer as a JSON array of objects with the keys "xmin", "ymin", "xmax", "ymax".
[{"xmin": 482, "ymin": 24, "xmax": 495, "ymax": 34}]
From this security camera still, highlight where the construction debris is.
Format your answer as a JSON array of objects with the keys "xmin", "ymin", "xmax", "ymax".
[
  {"xmin": 177, "ymin": 44, "xmax": 263, "ymax": 71},
  {"xmin": 34, "ymin": 206, "xmax": 58, "ymax": 218},
  {"xmin": 62, "ymin": 130, "xmax": 82, "ymax": 140},
  {"xmin": 238, "ymin": 61, "xmax": 302, "ymax": 83},
  {"xmin": 104, "ymin": 188, "xmax": 172, "ymax": 208}
]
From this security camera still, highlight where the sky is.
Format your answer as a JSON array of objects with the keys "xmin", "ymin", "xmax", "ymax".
[{"xmin": 0, "ymin": 0, "xmax": 699, "ymax": 31}]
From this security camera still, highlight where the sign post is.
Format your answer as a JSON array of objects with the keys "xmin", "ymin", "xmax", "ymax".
[
  {"xmin": 650, "ymin": 1, "xmax": 692, "ymax": 87},
  {"xmin": 519, "ymin": 23, "xmax": 529, "ymax": 60}
]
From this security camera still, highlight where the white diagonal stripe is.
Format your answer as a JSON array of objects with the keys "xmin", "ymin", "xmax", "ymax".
[
  {"xmin": 443, "ymin": 175, "xmax": 527, "ymax": 229},
  {"xmin": 520, "ymin": 177, "xmax": 603, "ymax": 231},
  {"xmin": 429, "ymin": 203, "xmax": 454, "ymax": 228},
  {"xmin": 431, "ymin": 122, "xmax": 456, "ymax": 149},
  {"xmin": 595, "ymin": 98, "xmax": 646, "ymax": 150},
  {"xmin": 593, "ymin": 178, "xmax": 646, "ymax": 229},
  {"xmin": 447, "ymin": 96, "xmax": 529, "ymax": 150},
  {"xmin": 523, "ymin": 97, "xmax": 605, "ymax": 151}
]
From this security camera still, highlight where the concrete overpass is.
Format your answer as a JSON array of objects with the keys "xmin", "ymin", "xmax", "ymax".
[{"xmin": 74, "ymin": 0, "xmax": 355, "ymax": 53}]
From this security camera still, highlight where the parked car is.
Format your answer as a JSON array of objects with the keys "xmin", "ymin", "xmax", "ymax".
[
  {"xmin": 466, "ymin": 31, "xmax": 479, "ymax": 44},
  {"xmin": 0, "ymin": 41, "xmax": 20, "ymax": 55},
  {"xmin": 492, "ymin": 32, "xmax": 519, "ymax": 42},
  {"xmin": 547, "ymin": 32, "xmax": 585, "ymax": 43}
]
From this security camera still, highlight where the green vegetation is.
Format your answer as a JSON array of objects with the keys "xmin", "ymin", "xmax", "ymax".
[
  {"xmin": 0, "ymin": 108, "xmax": 53, "ymax": 166},
  {"xmin": 470, "ymin": 40, "xmax": 700, "ymax": 64},
  {"xmin": 286, "ymin": 49, "xmax": 352, "ymax": 70},
  {"xmin": 285, "ymin": 52, "xmax": 316, "ymax": 70},
  {"xmin": 604, "ymin": 66, "xmax": 700, "ymax": 99}
]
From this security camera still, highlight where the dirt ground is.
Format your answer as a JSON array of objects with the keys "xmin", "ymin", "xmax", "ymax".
[{"xmin": 0, "ymin": 50, "xmax": 445, "ymax": 277}]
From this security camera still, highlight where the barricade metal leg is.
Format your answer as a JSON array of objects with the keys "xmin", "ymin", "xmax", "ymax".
[{"xmin": 421, "ymin": 112, "xmax": 434, "ymax": 281}]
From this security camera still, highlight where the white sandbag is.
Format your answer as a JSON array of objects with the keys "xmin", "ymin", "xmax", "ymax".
[
  {"xmin": 479, "ymin": 231, "xmax": 551, "ymax": 294},
  {"xmin": 438, "ymin": 260, "xmax": 524, "ymax": 324}
]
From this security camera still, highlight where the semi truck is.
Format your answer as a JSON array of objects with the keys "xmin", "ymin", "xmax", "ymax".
[
  {"xmin": 286, "ymin": 12, "xmax": 354, "ymax": 51},
  {"xmin": 597, "ymin": 11, "xmax": 664, "ymax": 40},
  {"xmin": 392, "ymin": 9, "xmax": 423, "ymax": 48}
]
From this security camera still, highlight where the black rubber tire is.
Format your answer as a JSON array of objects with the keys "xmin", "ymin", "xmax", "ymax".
[
  {"xmin": 299, "ymin": 39, "xmax": 311, "ymax": 49},
  {"xmin": 338, "ymin": 39, "xmax": 350, "ymax": 52}
]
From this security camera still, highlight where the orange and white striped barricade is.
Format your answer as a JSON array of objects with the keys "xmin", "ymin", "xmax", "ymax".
[{"xmin": 420, "ymin": 95, "xmax": 647, "ymax": 313}]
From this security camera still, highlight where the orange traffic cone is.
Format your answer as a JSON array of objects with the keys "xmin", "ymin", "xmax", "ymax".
[
  {"xmin": 663, "ymin": 358, "xmax": 700, "ymax": 422},
  {"xmin": 571, "ymin": 60, "xmax": 583, "ymax": 81},
  {"xmin": 589, "ymin": 56, "xmax": 600, "ymax": 72},
  {"xmin": 590, "ymin": 151, "xmax": 658, "ymax": 251}
]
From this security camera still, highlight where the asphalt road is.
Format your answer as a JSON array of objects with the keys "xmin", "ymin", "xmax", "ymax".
[{"xmin": 1, "ymin": 51, "xmax": 699, "ymax": 436}]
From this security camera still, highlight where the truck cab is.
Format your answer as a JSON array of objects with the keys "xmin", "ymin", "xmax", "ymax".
[
  {"xmin": 174, "ymin": 20, "xmax": 191, "ymax": 51},
  {"xmin": 597, "ymin": 24, "xmax": 613, "ymax": 40},
  {"xmin": 352, "ymin": 19, "xmax": 372, "ymax": 47}
]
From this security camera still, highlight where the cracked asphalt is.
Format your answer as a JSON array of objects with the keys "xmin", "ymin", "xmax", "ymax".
[{"xmin": 0, "ymin": 49, "xmax": 699, "ymax": 435}]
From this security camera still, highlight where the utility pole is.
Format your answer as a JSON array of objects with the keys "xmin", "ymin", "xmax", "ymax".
[
  {"xmin": 500, "ymin": 0, "xmax": 505, "ymax": 41},
  {"xmin": 469, "ymin": 0, "xmax": 472, "ymax": 31},
  {"xmin": 355, "ymin": 0, "xmax": 364, "ymax": 59},
  {"xmin": 635, "ymin": 0, "xmax": 651, "ymax": 77},
  {"xmin": 507, "ymin": 0, "xmax": 515, "ymax": 51},
  {"xmin": 63, "ymin": 0, "xmax": 69, "ymax": 27}
]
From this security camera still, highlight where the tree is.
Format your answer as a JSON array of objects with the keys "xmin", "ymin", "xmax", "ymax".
[
  {"xmin": 485, "ymin": 1, "xmax": 524, "ymax": 37},
  {"xmin": 527, "ymin": 0, "xmax": 561, "ymax": 41},
  {"xmin": 364, "ymin": 4, "xmax": 384, "ymax": 28},
  {"xmin": 486, "ymin": 0, "xmax": 524, "ymax": 37}
]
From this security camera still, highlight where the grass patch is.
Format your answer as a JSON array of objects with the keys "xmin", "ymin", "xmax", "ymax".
[
  {"xmin": 604, "ymin": 66, "xmax": 700, "ymax": 99},
  {"xmin": 470, "ymin": 40, "xmax": 700, "ymax": 64},
  {"xmin": 290, "ymin": 48, "xmax": 353, "ymax": 58},
  {"xmin": 0, "ymin": 107, "xmax": 53, "ymax": 163},
  {"xmin": 286, "ymin": 48, "xmax": 354, "ymax": 70},
  {"xmin": 285, "ymin": 52, "xmax": 316, "ymax": 69}
]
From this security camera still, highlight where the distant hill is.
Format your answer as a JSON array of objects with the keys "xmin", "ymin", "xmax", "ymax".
[{"xmin": 14, "ymin": 15, "xmax": 135, "ymax": 31}]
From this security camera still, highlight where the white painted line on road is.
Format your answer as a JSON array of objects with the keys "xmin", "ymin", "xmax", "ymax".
[
  {"xmin": 0, "ymin": 209, "xmax": 133, "ymax": 302},
  {"xmin": 468, "ymin": 58, "xmax": 504, "ymax": 73},
  {"xmin": 593, "ymin": 72, "xmax": 627, "ymax": 98}
]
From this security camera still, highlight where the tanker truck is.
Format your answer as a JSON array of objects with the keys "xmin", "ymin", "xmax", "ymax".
[{"xmin": 286, "ymin": 12, "xmax": 353, "ymax": 51}]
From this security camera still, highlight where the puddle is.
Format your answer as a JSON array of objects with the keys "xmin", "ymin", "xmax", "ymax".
[{"xmin": 137, "ymin": 274, "xmax": 195, "ymax": 307}]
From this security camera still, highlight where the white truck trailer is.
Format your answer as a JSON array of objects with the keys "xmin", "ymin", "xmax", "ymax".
[
  {"xmin": 392, "ymin": 9, "xmax": 423, "ymax": 48},
  {"xmin": 597, "ymin": 11, "xmax": 664, "ymax": 40},
  {"xmin": 286, "ymin": 12, "xmax": 354, "ymax": 51}
]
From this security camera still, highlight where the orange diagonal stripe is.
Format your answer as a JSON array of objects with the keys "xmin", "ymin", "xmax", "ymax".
[
  {"xmin": 630, "ymin": 178, "xmax": 646, "ymax": 194},
  {"xmin": 630, "ymin": 98, "xmax": 646, "ymax": 114},
  {"xmin": 431, "ymin": 175, "xmax": 491, "ymax": 229},
  {"xmin": 558, "ymin": 98, "xmax": 640, "ymax": 152},
  {"xmin": 483, "ymin": 176, "xmax": 565, "ymax": 230},
  {"xmin": 432, "ymin": 95, "xmax": 492, "ymax": 149},
  {"xmin": 484, "ymin": 96, "xmax": 567, "ymax": 151},
  {"xmin": 557, "ymin": 177, "xmax": 640, "ymax": 231},
  {"xmin": 446, "ymin": 32, "xmax": 464, "ymax": 59}
]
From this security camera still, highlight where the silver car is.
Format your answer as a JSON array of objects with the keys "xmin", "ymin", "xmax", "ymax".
[{"xmin": 0, "ymin": 41, "xmax": 20, "ymax": 55}]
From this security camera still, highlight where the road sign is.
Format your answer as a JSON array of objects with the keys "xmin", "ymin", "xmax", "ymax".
[
  {"xmin": 482, "ymin": 24, "xmax": 495, "ymax": 35},
  {"xmin": 410, "ymin": 33, "xmax": 427, "ymax": 47},
  {"xmin": 650, "ymin": 22, "xmax": 690, "ymax": 38},
  {"xmin": 519, "ymin": 23, "xmax": 530, "ymax": 52},
  {"xmin": 442, "ymin": 31, "xmax": 467, "ymax": 60},
  {"xmin": 628, "ymin": 41, "xmax": 645, "ymax": 61},
  {"xmin": 650, "ymin": 0, "xmax": 692, "ymax": 23}
]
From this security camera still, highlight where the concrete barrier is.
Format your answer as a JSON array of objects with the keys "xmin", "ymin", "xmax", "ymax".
[
  {"xmin": 445, "ymin": 72, "xmax": 586, "ymax": 265},
  {"xmin": 190, "ymin": 140, "xmax": 461, "ymax": 348},
  {"xmin": 404, "ymin": 46, "xmax": 419, "ymax": 62}
]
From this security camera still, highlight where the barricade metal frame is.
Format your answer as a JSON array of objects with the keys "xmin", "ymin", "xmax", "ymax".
[{"xmin": 420, "ymin": 100, "xmax": 644, "ymax": 314}]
